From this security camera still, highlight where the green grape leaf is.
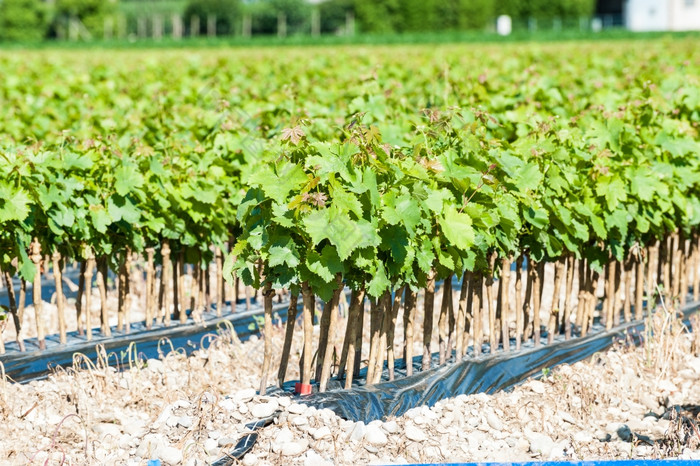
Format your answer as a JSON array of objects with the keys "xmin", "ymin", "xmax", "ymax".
[
  {"xmin": 367, "ymin": 261, "xmax": 390, "ymax": 298},
  {"xmin": 596, "ymin": 176, "xmax": 627, "ymax": 210},
  {"xmin": 306, "ymin": 245, "xmax": 343, "ymax": 282},
  {"xmin": 425, "ymin": 188, "xmax": 453, "ymax": 213},
  {"xmin": 303, "ymin": 205, "xmax": 380, "ymax": 261},
  {"xmin": 524, "ymin": 206, "xmax": 549, "ymax": 230},
  {"xmin": 441, "ymin": 206, "xmax": 475, "ymax": 251},
  {"xmin": 0, "ymin": 185, "xmax": 30, "ymax": 223},
  {"xmin": 268, "ymin": 237, "xmax": 300, "ymax": 268},
  {"xmin": 416, "ymin": 237, "xmax": 436, "ymax": 273},
  {"xmin": 90, "ymin": 205, "xmax": 112, "ymax": 233},
  {"xmin": 382, "ymin": 191, "xmax": 421, "ymax": 235},
  {"xmin": 115, "ymin": 165, "xmax": 144, "ymax": 196},
  {"xmin": 248, "ymin": 163, "xmax": 307, "ymax": 204}
]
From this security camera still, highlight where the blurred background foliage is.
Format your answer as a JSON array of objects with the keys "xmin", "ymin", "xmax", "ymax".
[
  {"xmin": 183, "ymin": 0, "xmax": 241, "ymax": 34},
  {"xmin": 0, "ymin": 0, "xmax": 49, "ymax": 41},
  {"xmin": 0, "ymin": 0, "xmax": 597, "ymax": 41}
]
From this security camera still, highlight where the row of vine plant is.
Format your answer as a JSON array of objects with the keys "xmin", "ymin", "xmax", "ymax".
[
  {"xmin": 231, "ymin": 88, "xmax": 700, "ymax": 394},
  {"xmin": 1, "ymin": 45, "xmax": 699, "ymax": 395}
]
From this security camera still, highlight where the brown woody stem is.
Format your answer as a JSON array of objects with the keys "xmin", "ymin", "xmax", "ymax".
[
  {"xmin": 438, "ymin": 274, "xmax": 453, "ymax": 365},
  {"xmin": 278, "ymin": 292, "xmax": 299, "ymax": 387},
  {"xmin": 403, "ymin": 288, "xmax": 417, "ymax": 375},
  {"xmin": 456, "ymin": 271, "xmax": 470, "ymax": 359},
  {"xmin": 30, "ymin": 239, "xmax": 45, "ymax": 350},
  {"xmin": 564, "ymin": 255, "xmax": 575, "ymax": 339},
  {"xmin": 52, "ymin": 252, "xmax": 67, "ymax": 344},
  {"xmin": 259, "ymin": 282, "xmax": 274, "ymax": 395},
  {"xmin": 422, "ymin": 272, "xmax": 436, "ymax": 371},
  {"xmin": 515, "ymin": 256, "xmax": 524, "ymax": 349},
  {"xmin": 300, "ymin": 282, "xmax": 315, "ymax": 387},
  {"xmin": 319, "ymin": 277, "xmax": 344, "ymax": 392},
  {"xmin": 343, "ymin": 286, "xmax": 365, "ymax": 389},
  {"xmin": 500, "ymin": 258, "xmax": 511, "ymax": 351},
  {"xmin": 215, "ymin": 247, "xmax": 224, "ymax": 317},
  {"xmin": 99, "ymin": 257, "xmax": 111, "ymax": 336}
]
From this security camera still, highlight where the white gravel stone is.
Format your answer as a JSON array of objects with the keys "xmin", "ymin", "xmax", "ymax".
[
  {"xmin": 135, "ymin": 433, "xmax": 166, "ymax": 458},
  {"xmin": 640, "ymin": 393, "xmax": 659, "ymax": 411},
  {"xmin": 528, "ymin": 380, "xmax": 546, "ymax": 394},
  {"xmin": 486, "ymin": 411, "xmax": 503, "ymax": 431},
  {"xmin": 573, "ymin": 431, "xmax": 594, "ymax": 443},
  {"xmin": 118, "ymin": 435, "xmax": 133, "ymax": 450},
  {"xmin": 366, "ymin": 424, "xmax": 388, "ymax": 446},
  {"xmin": 413, "ymin": 415, "xmax": 429, "ymax": 425},
  {"xmin": 526, "ymin": 432, "xmax": 554, "ymax": 457},
  {"xmin": 559, "ymin": 411, "xmax": 577, "ymax": 425},
  {"xmin": 405, "ymin": 424, "xmax": 427, "ymax": 442},
  {"xmin": 204, "ymin": 438, "xmax": 218, "ymax": 455},
  {"xmin": 657, "ymin": 380, "xmax": 678, "ymax": 393},
  {"xmin": 218, "ymin": 437, "xmax": 237, "ymax": 447},
  {"xmin": 365, "ymin": 444, "xmax": 379, "ymax": 453},
  {"xmin": 440, "ymin": 411, "xmax": 455, "ymax": 426},
  {"xmin": 159, "ymin": 446, "xmax": 183, "ymax": 465},
  {"xmin": 382, "ymin": 420, "xmax": 398, "ymax": 434},
  {"xmin": 350, "ymin": 422, "xmax": 366, "ymax": 442},
  {"xmin": 668, "ymin": 391, "xmax": 685, "ymax": 406},
  {"xmin": 146, "ymin": 358, "xmax": 165, "ymax": 373},
  {"xmin": 313, "ymin": 426, "xmax": 332, "ymax": 440},
  {"xmin": 122, "ymin": 420, "xmax": 147, "ymax": 436},
  {"xmin": 516, "ymin": 437, "xmax": 530, "ymax": 452},
  {"xmin": 178, "ymin": 416, "xmax": 193, "ymax": 428},
  {"xmin": 251, "ymin": 399, "xmax": 279, "ymax": 418},
  {"xmin": 288, "ymin": 403, "xmax": 307, "ymax": 415},
  {"xmin": 273, "ymin": 427, "xmax": 294, "ymax": 452},
  {"xmin": 165, "ymin": 414, "xmax": 179, "ymax": 427},
  {"xmin": 278, "ymin": 396, "xmax": 292, "ymax": 408},
  {"xmin": 95, "ymin": 448, "xmax": 108, "ymax": 461},
  {"xmin": 92, "ymin": 422, "xmax": 122, "ymax": 437},
  {"xmin": 281, "ymin": 439, "xmax": 309, "ymax": 456},
  {"xmin": 606, "ymin": 422, "xmax": 625, "ymax": 434},
  {"xmin": 174, "ymin": 399, "xmax": 190, "ymax": 409},
  {"xmin": 688, "ymin": 357, "xmax": 700, "ymax": 374},
  {"xmin": 304, "ymin": 450, "xmax": 333, "ymax": 466},
  {"xmin": 242, "ymin": 454, "xmax": 259, "ymax": 466},
  {"xmin": 234, "ymin": 388, "xmax": 257, "ymax": 403},
  {"xmin": 219, "ymin": 399, "xmax": 236, "ymax": 411}
]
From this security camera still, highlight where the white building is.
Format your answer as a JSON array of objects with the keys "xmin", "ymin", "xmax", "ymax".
[{"xmin": 625, "ymin": 0, "xmax": 700, "ymax": 31}]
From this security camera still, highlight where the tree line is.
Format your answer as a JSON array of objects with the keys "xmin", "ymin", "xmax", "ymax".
[{"xmin": 0, "ymin": 0, "xmax": 596, "ymax": 42}]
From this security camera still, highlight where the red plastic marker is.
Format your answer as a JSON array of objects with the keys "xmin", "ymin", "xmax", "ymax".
[{"xmin": 294, "ymin": 382, "xmax": 312, "ymax": 395}]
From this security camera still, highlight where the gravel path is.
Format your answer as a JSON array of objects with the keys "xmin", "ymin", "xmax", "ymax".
[{"xmin": 1, "ymin": 315, "xmax": 699, "ymax": 465}]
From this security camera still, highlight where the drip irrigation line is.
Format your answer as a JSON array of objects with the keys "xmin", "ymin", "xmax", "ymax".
[{"xmin": 212, "ymin": 412, "xmax": 279, "ymax": 465}]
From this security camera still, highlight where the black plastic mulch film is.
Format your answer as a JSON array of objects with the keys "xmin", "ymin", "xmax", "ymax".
[
  {"xmin": 1, "ymin": 286, "xmax": 698, "ymax": 463},
  {"xmin": 288, "ymin": 318, "xmax": 651, "ymax": 423},
  {"xmin": 217, "ymin": 302, "xmax": 698, "ymax": 463},
  {"xmin": 0, "ymin": 300, "xmax": 277, "ymax": 383}
]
